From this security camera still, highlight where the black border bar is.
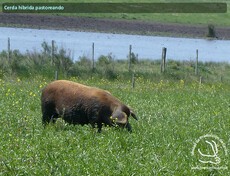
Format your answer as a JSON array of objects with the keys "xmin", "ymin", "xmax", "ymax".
[{"xmin": 2, "ymin": 3, "xmax": 227, "ymax": 13}]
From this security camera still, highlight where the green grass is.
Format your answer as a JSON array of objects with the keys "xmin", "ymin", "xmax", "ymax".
[
  {"xmin": 1, "ymin": 2, "xmax": 229, "ymax": 174},
  {"xmin": 0, "ymin": 77, "xmax": 229, "ymax": 175},
  {"xmin": 1, "ymin": 0, "xmax": 230, "ymax": 27}
]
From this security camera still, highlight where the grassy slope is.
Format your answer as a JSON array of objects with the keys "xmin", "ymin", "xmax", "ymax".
[
  {"xmin": 0, "ymin": 0, "xmax": 230, "ymax": 26},
  {"xmin": 0, "ymin": 77, "xmax": 229, "ymax": 175}
]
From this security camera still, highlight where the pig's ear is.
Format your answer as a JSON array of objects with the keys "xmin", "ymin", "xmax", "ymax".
[
  {"xmin": 111, "ymin": 111, "xmax": 127, "ymax": 124},
  {"xmin": 130, "ymin": 110, "xmax": 138, "ymax": 120}
]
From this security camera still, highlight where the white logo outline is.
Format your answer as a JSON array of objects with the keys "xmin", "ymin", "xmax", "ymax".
[{"xmin": 191, "ymin": 134, "xmax": 228, "ymax": 170}]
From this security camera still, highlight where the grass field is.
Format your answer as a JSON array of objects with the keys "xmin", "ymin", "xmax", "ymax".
[
  {"xmin": 0, "ymin": 77, "xmax": 229, "ymax": 175},
  {"xmin": 0, "ymin": 1, "xmax": 229, "ymax": 174},
  {"xmin": 1, "ymin": 0, "xmax": 230, "ymax": 27}
]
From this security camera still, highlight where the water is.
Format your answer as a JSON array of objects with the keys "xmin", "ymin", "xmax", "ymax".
[{"xmin": 0, "ymin": 27, "xmax": 230, "ymax": 62}]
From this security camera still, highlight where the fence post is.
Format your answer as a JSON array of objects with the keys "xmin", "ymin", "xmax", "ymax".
[
  {"xmin": 195, "ymin": 49, "xmax": 198, "ymax": 75},
  {"xmin": 199, "ymin": 76, "xmax": 203, "ymax": 84},
  {"xmin": 92, "ymin": 42, "xmax": 95, "ymax": 71},
  {"xmin": 161, "ymin": 47, "xmax": 167, "ymax": 73},
  {"xmin": 55, "ymin": 70, "xmax": 58, "ymax": 80},
  {"xmin": 51, "ymin": 40, "xmax": 55, "ymax": 65},
  {"xmin": 128, "ymin": 45, "xmax": 132, "ymax": 72},
  {"xmin": 7, "ymin": 37, "xmax": 11, "ymax": 61},
  {"xmin": 132, "ymin": 73, "xmax": 135, "ymax": 89}
]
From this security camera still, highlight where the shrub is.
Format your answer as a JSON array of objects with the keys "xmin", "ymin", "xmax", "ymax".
[
  {"xmin": 207, "ymin": 24, "xmax": 216, "ymax": 38},
  {"xmin": 97, "ymin": 53, "xmax": 117, "ymax": 80}
]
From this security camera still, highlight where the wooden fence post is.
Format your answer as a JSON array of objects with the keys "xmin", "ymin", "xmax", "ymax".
[
  {"xmin": 51, "ymin": 40, "xmax": 60, "ymax": 80},
  {"xmin": 7, "ymin": 37, "xmax": 11, "ymax": 61},
  {"xmin": 195, "ymin": 49, "xmax": 198, "ymax": 75},
  {"xmin": 55, "ymin": 70, "xmax": 58, "ymax": 80},
  {"xmin": 161, "ymin": 47, "xmax": 167, "ymax": 73},
  {"xmin": 199, "ymin": 76, "xmax": 203, "ymax": 84},
  {"xmin": 132, "ymin": 73, "xmax": 135, "ymax": 89},
  {"xmin": 92, "ymin": 42, "xmax": 95, "ymax": 70},
  {"xmin": 51, "ymin": 40, "xmax": 55, "ymax": 65},
  {"xmin": 220, "ymin": 76, "xmax": 223, "ymax": 82},
  {"xmin": 128, "ymin": 45, "xmax": 132, "ymax": 72}
]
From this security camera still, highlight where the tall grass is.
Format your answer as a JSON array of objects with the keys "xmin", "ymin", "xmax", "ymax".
[
  {"xmin": 1, "ymin": 42, "xmax": 230, "ymax": 84},
  {"xmin": 0, "ymin": 77, "xmax": 229, "ymax": 175}
]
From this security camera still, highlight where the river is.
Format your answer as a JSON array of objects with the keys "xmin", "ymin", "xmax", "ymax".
[{"xmin": 0, "ymin": 27, "xmax": 229, "ymax": 62}]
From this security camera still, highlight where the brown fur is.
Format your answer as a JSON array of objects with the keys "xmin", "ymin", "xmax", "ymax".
[{"xmin": 41, "ymin": 80, "xmax": 138, "ymax": 132}]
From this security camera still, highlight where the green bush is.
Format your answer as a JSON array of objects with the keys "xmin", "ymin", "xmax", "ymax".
[{"xmin": 207, "ymin": 24, "xmax": 216, "ymax": 38}]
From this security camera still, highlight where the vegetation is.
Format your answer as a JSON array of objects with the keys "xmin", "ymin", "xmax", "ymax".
[
  {"xmin": 0, "ymin": 74, "xmax": 229, "ymax": 175},
  {"xmin": 1, "ymin": 42, "xmax": 230, "ymax": 84},
  {"xmin": 0, "ymin": 43, "xmax": 230, "ymax": 175},
  {"xmin": 1, "ymin": 1, "xmax": 229, "ymax": 175},
  {"xmin": 207, "ymin": 24, "xmax": 216, "ymax": 38}
]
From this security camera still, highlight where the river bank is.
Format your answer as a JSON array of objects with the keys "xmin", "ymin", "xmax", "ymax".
[{"xmin": 1, "ymin": 13, "xmax": 230, "ymax": 39}]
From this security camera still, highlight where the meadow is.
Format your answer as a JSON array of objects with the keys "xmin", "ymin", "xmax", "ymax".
[
  {"xmin": 1, "ymin": 0, "xmax": 229, "ymax": 174},
  {"xmin": 0, "ymin": 75, "xmax": 229, "ymax": 175},
  {"xmin": 1, "ymin": 0, "xmax": 230, "ymax": 27}
]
